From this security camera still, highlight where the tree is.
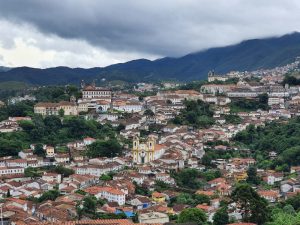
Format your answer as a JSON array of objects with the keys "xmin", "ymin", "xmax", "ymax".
[
  {"xmin": 63, "ymin": 117, "xmax": 98, "ymax": 139},
  {"xmin": 176, "ymin": 193, "xmax": 195, "ymax": 205},
  {"xmin": 76, "ymin": 195, "xmax": 99, "ymax": 218},
  {"xmin": 154, "ymin": 180, "xmax": 170, "ymax": 192},
  {"xmin": 134, "ymin": 182, "xmax": 151, "ymax": 196},
  {"xmin": 18, "ymin": 120, "xmax": 35, "ymax": 132},
  {"xmin": 258, "ymin": 93, "xmax": 268, "ymax": 105},
  {"xmin": 283, "ymin": 205, "xmax": 296, "ymax": 215},
  {"xmin": 34, "ymin": 143, "xmax": 45, "ymax": 157},
  {"xmin": 144, "ymin": 109, "xmax": 154, "ymax": 117},
  {"xmin": 224, "ymin": 114, "xmax": 242, "ymax": 124},
  {"xmin": 34, "ymin": 86, "xmax": 69, "ymax": 102},
  {"xmin": 38, "ymin": 190, "xmax": 60, "ymax": 202},
  {"xmin": 50, "ymin": 165, "xmax": 74, "ymax": 177},
  {"xmin": 0, "ymin": 105, "xmax": 119, "ymax": 158},
  {"xmin": 44, "ymin": 115, "xmax": 62, "ymax": 131},
  {"xmin": 82, "ymin": 196, "xmax": 97, "ymax": 214},
  {"xmin": 279, "ymin": 146, "xmax": 300, "ymax": 166},
  {"xmin": 172, "ymin": 193, "xmax": 209, "ymax": 207},
  {"xmin": 65, "ymin": 85, "xmax": 81, "ymax": 99},
  {"xmin": 173, "ymin": 168, "xmax": 203, "ymax": 189},
  {"xmin": 6, "ymin": 101, "xmax": 34, "ymax": 117},
  {"xmin": 0, "ymin": 135, "xmax": 26, "ymax": 157},
  {"xmin": 231, "ymin": 184, "xmax": 270, "ymax": 225},
  {"xmin": 117, "ymin": 123, "xmax": 125, "ymax": 132},
  {"xmin": 96, "ymin": 212, "xmax": 127, "ymax": 219},
  {"xmin": 132, "ymin": 213, "xmax": 139, "ymax": 223},
  {"xmin": 285, "ymin": 194, "xmax": 300, "ymax": 211},
  {"xmin": 267, "ymin": 211, "xmax": 300, "ymax": 225},
  {"xmin": 233, "ymin": 117, "xmax": 300, "ymax": 170},
  {"xmin": 246, "ymin": 166, "xmax": 260, "ymax": 185},
  {"xmin": 75, "ymin": 189, "xmax": 86, "ymax": 196},
  {"xmin": 194, "ymin": 194, "xmax": 210, "ymax": 205},
  {"xmin": 172, "ymin": 100, "xmax": 214, "ymax": 128},
  {"xmin": 97, "ymin": 198, "xmax": 107, "ymax": 206},
  {"xmin": 100, "ymin": 174, "xmax": 112, "ymax": 181},
  {"xmin": 201, "ymin": 152, "xmax": 215, "ymax": 166},
  {"xmin": 178, "ymin": 208, "xmax": 207, "ymax": 225},
  {"xmin": 24, "ymin": 167, "xmax": 42, "ymax": 178},
  {"xmin": 283, "ymin": 75, "xmax": 300, "ymax": 85},
  {"xmin": 201, "ymin": 169, "xmax": 221, "ymax": 181},
  {"xmin": 58, "ymin": 108, "xmax": 64, "ymax": 117},
  {"xmin": 213, "ymin": 207, "xmax": 229, "ymax": 225},
  {"xmin": 86, "ymin": 139, "xmax": 122, "ymax": 158}
]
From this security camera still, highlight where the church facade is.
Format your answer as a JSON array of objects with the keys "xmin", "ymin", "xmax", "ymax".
[{"xmin": 132, "ymin": 136, "xmax": 165, "ymax": 164}]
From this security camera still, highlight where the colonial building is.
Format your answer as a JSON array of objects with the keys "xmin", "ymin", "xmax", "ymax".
[
  {"xmin": 207, "ymin": 71, "xmax": 228, "ymax": 82},
  {"xmin": 201, "ymin": 84, "xmax": 235, "ymax": 95},
  {"xmin": 84, "ymin": 186, "xmax": 126, "ymax": 205},
  {"xmin": 112, "ymin": 100, "xmax": 143, "ymax": 113},
  {"xmin": 34, "ymin": 101, "xmax": 78, "ymax": 116},
  {"xmin": 132, "ymin": 136, "xmax": 166, "ymax": 164},
  {"xmin": 0, "ymin": 167, "xmax": 24, "ymax": 176},
  {"xmin": 82, "ymin": 83, "xmax": 112, "ymax": 101}
]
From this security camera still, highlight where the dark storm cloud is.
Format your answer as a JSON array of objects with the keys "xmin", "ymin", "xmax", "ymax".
[{"xmin": 0, "ymin": 0, "xmax": 300, "ymax": 57}]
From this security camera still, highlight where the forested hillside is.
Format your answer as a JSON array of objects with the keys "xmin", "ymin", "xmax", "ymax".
[
  {"xmin": 234, "ymin": 118, "xmax": 300, "ymax": 170},
  {"xmin": 1, "ymin": 32, "xmax": 300, "ymax": 84}
]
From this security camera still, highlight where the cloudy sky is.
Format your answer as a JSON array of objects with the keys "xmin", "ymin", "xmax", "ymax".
[{"xmin": 0, "ymin": 0, "xmax": 300, "ymax": 68}]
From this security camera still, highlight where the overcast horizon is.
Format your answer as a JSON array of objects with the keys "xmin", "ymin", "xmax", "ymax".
[{"xmin": 1, "ymin": 0, "xmax": 300, "ymax": 68}]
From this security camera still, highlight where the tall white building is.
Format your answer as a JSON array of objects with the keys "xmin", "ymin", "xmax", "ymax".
[{"xmin": 82, "ymin": 84, "xmax": 112, "ymax": 101}]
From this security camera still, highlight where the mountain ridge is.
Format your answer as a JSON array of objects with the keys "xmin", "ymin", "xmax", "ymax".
[{"xmin": 1, "ymin": 32, "xmax": 300, "ymax": 85}]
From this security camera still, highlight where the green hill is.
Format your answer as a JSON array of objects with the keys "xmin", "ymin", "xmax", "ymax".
[{"xmin": 1, "ymin": 32, "xmax": 300, "ymax": 85}]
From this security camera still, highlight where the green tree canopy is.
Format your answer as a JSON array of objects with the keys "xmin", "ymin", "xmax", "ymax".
[
  {"xmin": 178, "ymin": 208, "xmax": 207, "ymax": 225},
  {"xmin": 38, "ymin": 189, "xmax": 60, "ymax": 202},
  {"xmin": 33, "ymin": 143, "xmax": 45, "ymax": 157},
  {"xmin": 213, "ymin": 206, "xmax": 229, "ymax": 225},
  {"xmin": 246, "ymin": 166, "xmax": 260, "ymax": 185},
  {"xmin": 172, "ymin": 100, "xmax": 214, "ymax": 128},
  {"xmin": 173, "ymin": 168, "xmax": 203, "ymax": 189},
  {"xmin": 76, "ymin": 195, "xmax": 97, "ymax": 218},
  {"xmin": 24, "ymin": 167, "xmax": 42, "ymax": 178},
  {"xmin": 231, "ymin": 183, "xmax": 270, "ymax": 225},
  {"xmin": 100, "ymin": 174, "xmax": 112, "ymax": 181},
  {"xmin": 267, "ymin": 211, "xmax": 300, "ymax": 225},
  {"xmin": 144, "ymin": 109, "xmax": 154, "ymax": 117},
  {"xmin": 86, "ymin": 139, "xmax": 122, "ymax": 158},
  {"xmin": 285, "ymin": 194, "xmax": 300, "ymax": 211},
  {"xmin": 58, "ymin": 108, "xmax": 64, "ymax": 117},
  {"xmin": 49, "ymin": 165, "xmax": 74, "ymax": 177}
]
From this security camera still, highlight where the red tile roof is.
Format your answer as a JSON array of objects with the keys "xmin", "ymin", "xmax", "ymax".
[{"xmin": 17, "ymin": 219, "xmax": 155, "ymax": 225}]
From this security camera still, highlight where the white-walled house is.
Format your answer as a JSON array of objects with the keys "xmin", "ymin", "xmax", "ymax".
[{"xmin": 84, "ymin": 186, "xmax": 126, "ymax": 205}]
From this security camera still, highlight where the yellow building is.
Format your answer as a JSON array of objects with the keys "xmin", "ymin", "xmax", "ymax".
[
  {"xmin": 46, "ymin": 146, "xmax": 55, "ymax": 158},
  {"xmin": 132, "ymin": 136, "xmax": 165, "ymax": 164},
  {"xmin": 152, "ymin": 192, "xmax": 166, "ymax": 203},
  {"xmin": 34, "ymin": 101, "xmax": 78, "ymax": 116},
  {"xmin": 234, "ymin": 171, "xmax": 248, "ymax": 182}
]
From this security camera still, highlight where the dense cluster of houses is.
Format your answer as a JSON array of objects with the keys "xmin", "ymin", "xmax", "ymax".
[{"xmin": 1, "ymin": 59, "xmax": 300, "ymax": 224}]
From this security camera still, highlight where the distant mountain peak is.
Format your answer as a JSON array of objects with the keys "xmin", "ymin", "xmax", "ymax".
[{"xmin": 1, "ymin": 32, "xmax": 300, "ymax": 84}]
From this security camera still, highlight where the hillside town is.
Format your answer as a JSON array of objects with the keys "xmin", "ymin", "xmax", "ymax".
[{"xmin": 0, "ymin": 58, "xmax": 300, "ymax": 225}]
